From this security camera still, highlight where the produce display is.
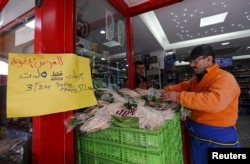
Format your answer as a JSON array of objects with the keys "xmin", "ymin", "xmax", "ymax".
[{"xmin": 65, "ymin": 87, "xmax": 180, "ymax": 133}]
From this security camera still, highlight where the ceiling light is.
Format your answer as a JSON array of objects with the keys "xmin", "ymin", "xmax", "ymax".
[
  {"xmin": 175, "ymin": 61, "xmax": 189, "ymax": 66},
  {"xmin": 100, "ymin": 30, "xmax": 105, "ymax": 34},
  {"xmin": 25, "ymin": 19, "xmax": 35, "ymax": 29},
  {"xmin": 166, "ymin": 51, "xmax": 174, "ymax": 56},
  {"xmin": 221, "ymin": 42, "xmax": 230, "ymax": 45},
  {"xmin": 200, "ymin": 12, "xmax": 228, "ymax": 27}
]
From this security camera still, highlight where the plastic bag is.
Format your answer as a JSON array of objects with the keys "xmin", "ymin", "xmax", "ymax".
[
  {"xmin": 0, "ymin": 137, "xmax": 28, "ymax": 164},
  {"xmin": 80, "ymin": 105, "xmax": 110, "ymax": 133},
  {"xmin": 64, "ymin": 105, "xmax": 102, "ymax": 133},
  {"xmin": 180, "ymin": 104, "xmax": 191, "ymax": 121}
]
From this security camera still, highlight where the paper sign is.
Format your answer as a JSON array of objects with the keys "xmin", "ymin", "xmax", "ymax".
[{"xmin": 7, "ymin": 53, "xmax": 97, "ymax": 118}]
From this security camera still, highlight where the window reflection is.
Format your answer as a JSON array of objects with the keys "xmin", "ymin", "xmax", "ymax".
[{"xmin": 76, "ymin": 0, "xmax": 127, "ymax": 88}]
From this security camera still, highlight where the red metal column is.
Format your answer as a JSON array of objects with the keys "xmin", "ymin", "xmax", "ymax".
[
  {"xmin": 32, "ymin": 0, "xmax": 75, "ymax": 164},
  {"xmin": 126, "ymin": 17, "xmax": 135, "ymax": 89},
  {"xmin": 0, "ymin": 0, "xmax": 8, "ymax": 11}
]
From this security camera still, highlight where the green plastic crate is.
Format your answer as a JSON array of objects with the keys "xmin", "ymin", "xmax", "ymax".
[
  {"xmin": 78, "ymin": 152, "xmax": 122, "ymax": 164},
  {"xmin": 78, "ymin": 138, "xmax": 168, "ymax": 164},
  {"xmin": 78, "ymin": 137, "xmax": 184, "ymax": 164},
  {"xmin": 79, "ymin": 151, "xmax": 184, "ymax": 164},
  {"xmin": 78, "ymin": 112, "xmax": 184, "ymax": 164},
  {"xmin": 81, "ymin": 112, "xmax": 181, "ymax": 151}
]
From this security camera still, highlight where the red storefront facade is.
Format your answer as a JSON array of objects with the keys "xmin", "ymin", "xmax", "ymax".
[{"xmin": 1, "ymin": 1, "xmax": 189, "ymax": 163}]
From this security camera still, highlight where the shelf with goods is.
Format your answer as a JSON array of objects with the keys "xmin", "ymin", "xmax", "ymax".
[
  {"xmin": 146, "ymin": 68, "xmax": 164, "ymax": 89},
  {"xmin": 163, "ymin": 70, "xmax": 179, "ymax": 87},
  {"xmin": 75, "ymin": 2, "xmax": 128, "ymax": 88},
  {"xmin": 174, "ymin": 66, "xmax": 193, "ymax": 82},
  {"xmin": 146, "ymin": 67, "xmax": 180, "ymax": 89},
  {"xmin": 162, "ymin": 55, "xmax": 180, "ymax": 87},
  {"xmin": 76, "ymin": 44, "xmax": 128, "ymax": 88},
  {"xmin": 225, "ymin": 61, "xmax": 250, "ymax": 114}
]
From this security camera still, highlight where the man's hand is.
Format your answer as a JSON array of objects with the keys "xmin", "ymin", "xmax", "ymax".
[
  {"xmin": 160, "ymin": 91, "xmax": 179, "ymax": 102},
  {"xmin": 138, "ymin": 82, "xmax": 149, "ymax": 89},
  {"xmin": 138, "ymin": 77, "xmax": 149, "ymax": 89}
]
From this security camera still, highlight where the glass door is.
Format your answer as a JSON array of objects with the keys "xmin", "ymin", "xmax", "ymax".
[{"xmin": 75, "ymin": 0, "xmax": 128, "ymax": 88}]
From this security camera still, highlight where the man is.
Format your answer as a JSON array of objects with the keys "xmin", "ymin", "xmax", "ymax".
[
  {"xmin": 124, "ymin": 60, "xmax": 150, "ymax": 89},
  {"xmin": 160, "ymin": 44, "xmax": 241, "ymax": 164}
]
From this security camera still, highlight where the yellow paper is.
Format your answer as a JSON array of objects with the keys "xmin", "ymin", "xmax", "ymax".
[{"xmin": 7, "ymin": 53, "xmax": 97, "ymax": 118}]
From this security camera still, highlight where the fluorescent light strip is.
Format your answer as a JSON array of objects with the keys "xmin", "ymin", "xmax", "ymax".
[
  {"xmin": 200, "ymin": 12, "xmax": 228, "ymax": 27},
  {"xmin": 175, "ymin": 54, "xmax": 250, "ymax": 66},
  {"xmin": 166, "ymin": 51, "xmax": 174, "ymax": 56},
  {"xmin": 232, "ymin": 54, "xmax": 250, "ymax": 60},
  {"xmin": 175, "ymin": 61, "xmax": 189, "ymax": 66},
  {"xmin": 221, "ymin": 42, "xmax": 230, "ymax": 45},
  {"xmin": 139, "ymin": 11, "xmax": 169, "ymax": 50}
]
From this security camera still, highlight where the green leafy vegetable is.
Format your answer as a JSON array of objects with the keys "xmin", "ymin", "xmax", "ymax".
[
  {"xmin": 111, "ymin": 115, "xmax": 139, "ymax": 128},
  {"xmin": 123, "ymin": 97, "xmax": 138, "ymax": 109}
]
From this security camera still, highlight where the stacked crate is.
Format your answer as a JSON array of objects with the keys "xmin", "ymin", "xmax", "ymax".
[{"xmin": 78, "ymin": 112, "xmax": 183, "ymax": 164}]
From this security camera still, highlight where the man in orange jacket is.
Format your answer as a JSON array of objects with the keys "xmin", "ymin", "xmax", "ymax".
[{"xmin": 160, "ymin": 44, "xmax": 241, "ymax": 164}]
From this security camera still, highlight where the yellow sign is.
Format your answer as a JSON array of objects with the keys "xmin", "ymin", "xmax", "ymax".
[{"xmin": 7, "ymin": 53, "xmax": 97, "ymax": 118}]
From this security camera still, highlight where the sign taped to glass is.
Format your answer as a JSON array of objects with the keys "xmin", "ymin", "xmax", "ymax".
[{"xmin": 7, "ymin": 53, "xmax": 97, "ymax": 117}]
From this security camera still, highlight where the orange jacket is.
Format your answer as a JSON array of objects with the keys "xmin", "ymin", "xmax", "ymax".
[{"xmin": 164, "ymin": 64, "xmax": 240, "ymax": 127}]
